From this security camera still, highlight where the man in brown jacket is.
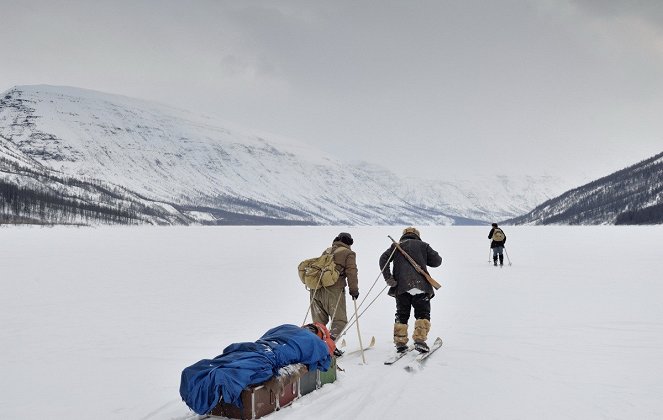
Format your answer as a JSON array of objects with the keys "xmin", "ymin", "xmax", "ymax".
[{"xmin": 310, "ymin": 232, "xmax": 359, "ymax": 355}]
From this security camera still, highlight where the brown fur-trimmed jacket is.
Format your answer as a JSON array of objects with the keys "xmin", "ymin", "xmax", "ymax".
[{"xmin": 325, "ymin": 241, "xmax": 359, "ymax": 296}]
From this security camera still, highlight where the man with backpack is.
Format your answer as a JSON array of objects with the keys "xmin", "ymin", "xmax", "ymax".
[
  {"xmin": 307, "ymin": 232, "xmax": 359, "ymax": 355},
  {"xmin": 379, "ymin": 227, "xmax": 442, "ymax": 353},
  {"xmin": 488, "ymin": 223, "xmax": 507, "ymax": 266}
]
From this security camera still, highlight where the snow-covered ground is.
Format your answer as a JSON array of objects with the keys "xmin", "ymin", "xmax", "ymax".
[{"xmin": 1, "ymin": 225, "xmax": 662, "ymax": 419}]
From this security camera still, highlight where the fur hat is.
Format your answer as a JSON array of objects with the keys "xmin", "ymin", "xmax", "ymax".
[
  {"xmin": 334, "ymin": 232, "xmax": 354, "ymax": 245},
  {"xmin": 402, "ymin": 226, "xmax": 421, "ymax": 238}
]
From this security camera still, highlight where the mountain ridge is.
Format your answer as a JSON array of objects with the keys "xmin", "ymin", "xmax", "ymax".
[
  {"xmin": 505, "ymin": 151, "xmax": 663, "ymax": 225},
  {"xmin": 1, "ymin": 84, "xmax": 565, "ymax": 225}
]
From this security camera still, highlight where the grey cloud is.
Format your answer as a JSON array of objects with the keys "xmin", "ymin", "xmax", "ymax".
[
  {"xmin": 571, "ymin": 0, "xmax": 663, "ymax": 27},
  {"xmin": 1, "ymin": 0, "xmax": 662, "ymax": 185}
]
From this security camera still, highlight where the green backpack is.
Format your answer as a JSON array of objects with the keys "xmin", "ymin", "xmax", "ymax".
[
  {"xmin": 298, "ymin": 247, "xmax": 342, "ymax": 290},
  {"xmin": 492, "ymin": 228, "xmax": 505, "ymax": 242}
]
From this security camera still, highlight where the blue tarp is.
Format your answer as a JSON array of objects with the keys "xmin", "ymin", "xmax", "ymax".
[{"xmin": 179, "ymin": 324, "xmax": 332, "ymax": 415}]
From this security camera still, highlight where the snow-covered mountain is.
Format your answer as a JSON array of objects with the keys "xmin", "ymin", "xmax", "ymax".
[
  {"xmin": 506, "ymin": 151, "xmax": 663, "ymax": 225},
  {"xmin": 0, "ymin": 85, "xmax": 564, "ymax": 225}
]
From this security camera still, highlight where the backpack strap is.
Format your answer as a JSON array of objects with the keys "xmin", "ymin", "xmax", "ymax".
[
  {"xmin": 326, "ymin": 246, "xmax": 345, "ymax": 253},
  {"xmin": 325, "ymin": 246, "xmax": 346, "ymax": 276}
]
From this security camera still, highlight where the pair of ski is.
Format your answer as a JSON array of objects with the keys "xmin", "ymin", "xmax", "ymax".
[
  {"xmin": 384, "ymin": 337, "xmax": 442, "ymax": 371},
  {"xmin": 338, "ymin": 336, "xmax": 376, "ymax": 357}
]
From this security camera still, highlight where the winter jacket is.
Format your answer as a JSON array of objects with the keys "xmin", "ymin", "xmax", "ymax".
[
  {"xmin": 379, "ymin": 233, "xmax": 442, "ymax": 298},
  {"xmin": 488, "ymin": 227, "xmax": 507, "ymax": 248},
  {"xmin": 328, "ymin": 241, "xmax": 359, "ymax": 296}
]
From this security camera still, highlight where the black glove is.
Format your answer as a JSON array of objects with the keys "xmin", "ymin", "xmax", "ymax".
[
  {"xmin": 350, "ymin": 290, "xmax": 359, "ymax": 300},
  {"xmin": 385, "ymin": 276, "xmax": 397, "ymax": 287}
]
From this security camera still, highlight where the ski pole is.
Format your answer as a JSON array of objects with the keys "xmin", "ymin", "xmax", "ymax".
[
  {"xmin": 302, "ymin": 291, "xmax": 314, "ymax": 326},
  {"xmin": 329, "ymin": 291, "xmax": 344, "ymax": 332},
  {"xmin": 344, "ymin": 245, "xmax": 397, "ymax": 327},
  {"xmin": 337, "ymin": 245, "xmax": 398, "ymax": 339},
  {"xmin": 488, "ymin": 247, "xmax": 492, "ymax": 263},
  {"xmin": 504, "ymin": 247, "xmax": 512, "ymax": 266},
  {"xmin": 301, "ymin": 270, "xmax": 325, "ymax": 325},
  {"xmin": 353, "ymin": 298, "xmax": 366, "ymax": 364},
  {"xmin": 336, "ymin": 284, "xmax": 389, "ymax": 341}
]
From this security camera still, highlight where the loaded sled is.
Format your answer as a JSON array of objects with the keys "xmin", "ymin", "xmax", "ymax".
[
  {"xmin": 180, "ymin": 324, "xmax": 338, "ymax": 419},
  {"xmin": 209, "ymin": 358, "xmax": 337, "ymax": 419}
]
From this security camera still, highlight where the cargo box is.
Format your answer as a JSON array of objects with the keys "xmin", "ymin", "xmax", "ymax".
[
  {"xmin": 271, "ymin": 364, "xmax": 306, "ymax": 409},
  {"xmin": 299, "ymin": 367, "xmax": 318, "ymax": 396},
  {"xmin": 209, "ymin": 359, "xmax": 336, "ymax": 419},
  {"xmin": 319, "ymin": 357, "xmax": 337, "ymax": 385},
  {"xmin": 209, "ymin": 382, "xmax": 275, "ymax": 419}
]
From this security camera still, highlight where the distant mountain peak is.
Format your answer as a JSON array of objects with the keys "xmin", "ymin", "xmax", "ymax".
[{"xmin": 1, "ymin": 85, "xmax": 566, "ymax": 225}]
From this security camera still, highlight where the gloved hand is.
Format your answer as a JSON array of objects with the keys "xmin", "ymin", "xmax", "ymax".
[
  {"xmin": 385, "ymin": 276, "xmax": 397, "ymax": 287},
  {"xmin": 350, "ymin": 290, "xmax": 359, "ymax": 300}
]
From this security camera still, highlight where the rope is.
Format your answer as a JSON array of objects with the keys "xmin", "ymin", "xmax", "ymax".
[
  {"xmin": 336, "ymin": 285, "xmax": 389, "ymax": 340},
  {"xmin": 301, "ymin": 243, "xmax": 397, "ymax": 342},
  {"xmin": 335, "ymin": 245, "xmax": 397, "ymax": 340},
  {"xmin": 301, "ymin": 266, "xmax": 325, "ymax": 326},
  {"xmin": 329, "ymin": 291, "xmax": 344, "ymax": 333},
  {"xmin": 341, "ymin": 245, "xmax": 396, "ymax": 327}
]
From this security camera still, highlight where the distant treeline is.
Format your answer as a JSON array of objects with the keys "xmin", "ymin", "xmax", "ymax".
[
  {"xmin": 615, "ymin": 202, "xmax": 663, "ymax": 225},
  {"xmin": 507, "ymin": 151, "xmax": 663, "ymax": 225},
  {"xmin": 0, "ymin": 180, "xmax": 139, "ymax": 225}
]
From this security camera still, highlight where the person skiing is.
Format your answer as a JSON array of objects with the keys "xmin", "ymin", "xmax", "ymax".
[
  {"xmin": 488, "ymin": 222, "xmax": 507, "ymax": 266},
  {"xmin": 309, "ymin": 232, "xmax": 359, "ymax": 356},
  {"xmin": 379, "ymin": 227, "xmax": 442, "ymax": 353}
]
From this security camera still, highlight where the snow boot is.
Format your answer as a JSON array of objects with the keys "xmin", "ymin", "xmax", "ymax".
[
  {"xmin": 396, "ymin": 345, "xmax": 409, "ymax": 353},
  {"xmin": 499, "ymin": 254, "xmax": 504, "ymax": 266},
  {"xmin": 329, "ymin": 333, "xmax": 344, "ymax": 357},
  {"xmin": 414, "ymin": 341, "xmax": 429, "ymax": 353},
  {"xmin": 412, "ymin": 319, "xmax": 430, "ymax": 353},
  {"xmin": 394, "ymin": 323, "xmax": 409, "ymax": 350},
  {"xmin": 493, "ymin": 256, "xmax": 498, "ymax": 266}
]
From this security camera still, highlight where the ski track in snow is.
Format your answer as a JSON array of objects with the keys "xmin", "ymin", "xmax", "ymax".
[{"xmin": 1, "ymin": 225, "xmax": 662, "ymax": 419}]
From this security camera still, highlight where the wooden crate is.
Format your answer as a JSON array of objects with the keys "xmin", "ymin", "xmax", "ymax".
[
  {"xmin": 299, "ymin": 367, "xmax": 318, "ymax": 396},
  {"xmin": 209, "ymin": 364, "xmax": 307, "ymax": 419},
  {"xmin": 209, "ymin": 383, "xmax": 275, "ymax": 419},
  {"xmin": 319, "ymin": 357, "xmax": 337, "ymax": 385},
  {"xmin": 209, "ymin": 360, "xmax": 336, "ymax": 419}
]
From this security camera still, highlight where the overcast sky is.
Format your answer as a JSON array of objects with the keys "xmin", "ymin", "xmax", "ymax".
[{"xmin": 1, "ymin": 0, "xmax": 662, "ymax": 185}]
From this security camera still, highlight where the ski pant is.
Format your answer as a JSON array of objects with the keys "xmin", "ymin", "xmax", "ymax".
[
  {"xmin": 492, "ymin": 246, "xmax": 504, "ymax": 264},
  {"xmin": 310, "ymin": 287, "xmax": 347, "ymax": 338},
  {"xmin": 492, "ymin": 246, "xmax": 504, "ymax": 257},
  {"xmin": 394, "ymin": 292, "xmax": 430, "ymax": 325}
]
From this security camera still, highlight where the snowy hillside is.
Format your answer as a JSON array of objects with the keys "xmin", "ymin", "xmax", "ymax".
[
  {"xmin": 1, "ymin": 225, "xmax": 661, "ymax": 419},
  {"xmin": 0, "ymin": 85, "xmax": 564, "ymax": 225},
  {"xmin": 507, "ymin": 151, "xmax": 663, "ymax": 225}
]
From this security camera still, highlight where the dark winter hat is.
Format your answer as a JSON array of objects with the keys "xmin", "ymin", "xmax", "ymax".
[
  {"xmin": 334, "ymin": 232, "xmax": 354, "ymax": 245},
  {"xmin": 303, "ymin": 322, "xmax": 331, "ymax": 340},
  {"xmin": 303, "ymin": 323, "xmax": 321, "ymax": 337},
  {"xmin": 492, "ymin": 223, "xmax": 498, "ymax": 227},
  {"xmin": 402, "ymin": 226, "xmax": 421, "ymax": 238}
]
